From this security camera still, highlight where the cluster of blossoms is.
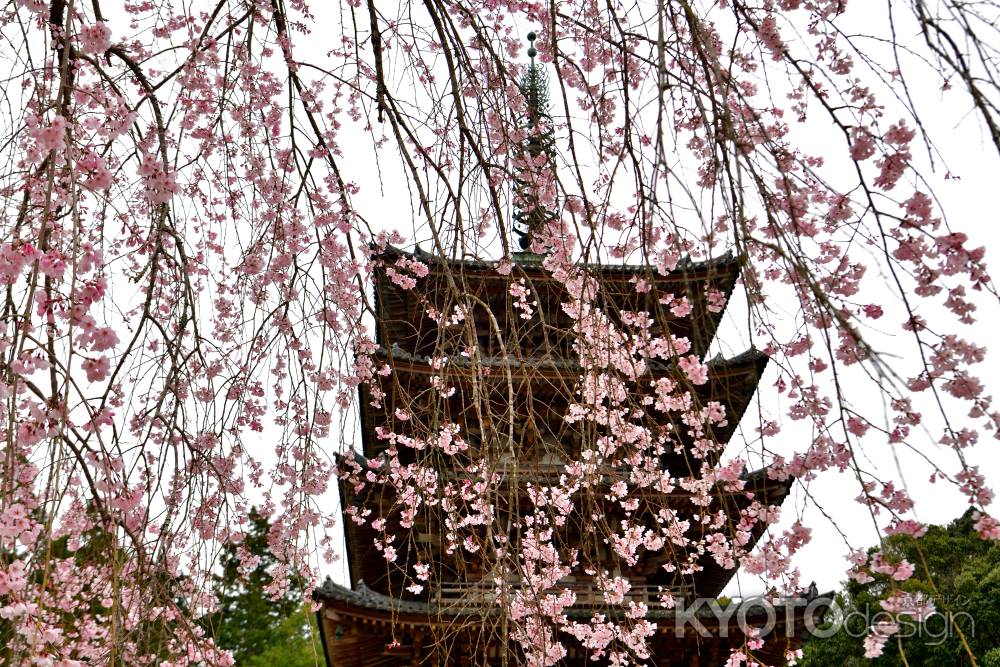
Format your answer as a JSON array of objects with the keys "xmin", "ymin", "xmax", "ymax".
[{"xmin": 1, "ymin": 0, "xmax": 999, "ymax": 665}]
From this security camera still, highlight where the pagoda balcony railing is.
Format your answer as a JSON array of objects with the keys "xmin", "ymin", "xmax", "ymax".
[{"xmin": 433, "ymin": 581, "xmax": 684, "ymax": 609}]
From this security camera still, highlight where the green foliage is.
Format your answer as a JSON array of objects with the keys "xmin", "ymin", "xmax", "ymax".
[
  {"xmin": 205, "ymin": 508, "xmax": 323, "ymax": 666},
  {"xmin": 801, "ymin": 509, "xmax": 1000, "ymax": 666},
  {"xmin": 239, "ymin": 605, "xmax": 323, "ymax": 667}
]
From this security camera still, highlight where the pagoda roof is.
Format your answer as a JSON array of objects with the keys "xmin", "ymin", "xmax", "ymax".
[
  {"xmin": 372, "ymin": 245, "xmax": 743, "ymax": 360},
  {"xmin": 338, "ymin": 452, "xmax": 788, "ymax": 498},
  {"xmin": 688, "ymin": 469, "xmax": 796, "ymax": 598},
  {"xmin": 370, "ymin": 342, "xmax": 765, "ymax": 376},
  {"xmin": 337, "ymin": 459, "xmax": 794, "ymax": 598},
  {"xmin": 313, "ymin": 578, "xmax": 832, "ymax": 667},
  {"xmin": 379, "ymin": 244, "xmax": 742, "ymax": 278},
  {"xmin": 356, "ymin": 346, "xmax": 769, "ymax": 467},
  {"xmin": 317, "ymin": 579, "xmax": 441, "ymax": 617},
  {"xmin": 313, "ymin": 577, "xmax": 823, "ymax": 622}
]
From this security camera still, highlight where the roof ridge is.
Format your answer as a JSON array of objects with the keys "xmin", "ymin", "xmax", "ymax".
[{"xmin": 377, "ymin": 243, "xmax": 740, "ymax": 276}]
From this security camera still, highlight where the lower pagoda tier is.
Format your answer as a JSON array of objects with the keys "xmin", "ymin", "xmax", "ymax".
[
  {"xmin": 314, "ymin": 579, "xmax": 832, "ymax": 666},
  {"xmin": 337, "ymin": 462, "xmax": 795, "ymax": 609}
]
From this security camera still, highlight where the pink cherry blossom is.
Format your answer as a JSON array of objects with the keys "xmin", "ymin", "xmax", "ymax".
[{"xmin": 78, "ymin": 23, "xmax": 111, "ymax": 54}]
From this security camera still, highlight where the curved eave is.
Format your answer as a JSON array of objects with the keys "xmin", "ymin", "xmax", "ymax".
[
  {"xmin": 314, "ymin": 578, "xmax": 829, "ymax": 624},
  {"xmin": 337, "ymin": 456, "xmax": 796, "ymax": 598},
  {"xmin": 689, "ymin": 468, "xmax": 797, "ymax": 599},
  {"xmin": 313, "ymin": 581, "xmax": 832, "ymax": 667},
  {"xmin": 357, "ymin": 347, "xmax": 769, "ymax": 470},
  {"xmin": 334, "ymin": 450, "xmax": 385, "ymax": 590}
]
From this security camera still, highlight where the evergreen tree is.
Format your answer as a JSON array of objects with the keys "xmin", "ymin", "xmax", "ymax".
[
  {"xmin": 206, "ymin": 508, "xmax": 322, "ymax": 666},
  {"xmin": 802, "ymin": 509, "xmax": 1000, "ymax": 666}
]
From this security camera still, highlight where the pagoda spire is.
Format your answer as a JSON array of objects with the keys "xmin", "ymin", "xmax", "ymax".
[{"xmin": 513, "ymin": 31, "xmax": 556, "ymax": 252}]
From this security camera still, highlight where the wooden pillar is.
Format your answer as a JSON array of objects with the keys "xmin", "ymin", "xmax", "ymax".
[{"xmin": 410, "ymin": 632, "xmax": 423, "ymax": 667}]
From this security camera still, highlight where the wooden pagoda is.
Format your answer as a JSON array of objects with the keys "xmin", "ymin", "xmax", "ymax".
[
  {"xmin": 314, "ymin": 40, "xmax": 822, "ymax": 665},
  {"xmin": 314, "ymin": 244, "xmax": 824, "ymax": 666}
]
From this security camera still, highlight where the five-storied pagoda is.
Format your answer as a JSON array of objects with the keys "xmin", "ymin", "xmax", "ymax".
[{"xmin": 315, "ymin": 35, "xmax": 822, "ymax": 666}]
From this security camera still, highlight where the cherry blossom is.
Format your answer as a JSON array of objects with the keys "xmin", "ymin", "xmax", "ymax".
[{"xmin": 1, "ymin": 0, "xmax": 999, "ymax": 664}]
